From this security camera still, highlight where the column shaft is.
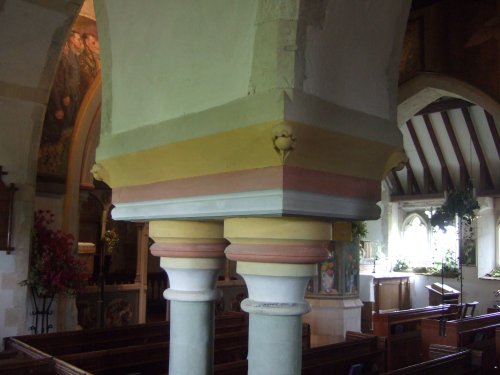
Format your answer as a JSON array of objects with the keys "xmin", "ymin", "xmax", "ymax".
[
  {"xmin": 169, "ymin": 301, "xmax": 215, "ymax": 375},
  {"xmin": 248, "ymin": 313, "xmax": 302, "ymax": 374},
  {"xmin": 149, "ymin": 220, "xmax": 227, "ymax": 375},
  {"xmin": 225, "ymin": 217, "xmax": 331, "ymax": 375}
]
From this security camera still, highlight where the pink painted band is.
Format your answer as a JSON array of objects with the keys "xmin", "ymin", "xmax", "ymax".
[
  {"xmin": 150, "ymin": 242, "xmax": 227, "ymax": 258},
  {"xmin": 225, "ymin": 243, "xmax": 330, "ymax": 264},
  {"xmin": 112, "ymin": 166, "xmax": 380, "ymax": 204}
]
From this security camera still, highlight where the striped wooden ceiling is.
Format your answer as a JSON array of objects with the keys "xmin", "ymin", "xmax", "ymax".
[{"xmin": 387, "ymin": 98, "xmax": 500, "ymax": 201}]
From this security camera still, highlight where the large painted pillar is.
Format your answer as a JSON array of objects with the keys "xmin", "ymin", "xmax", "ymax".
[
  {"xmin": 93, "ymin": 1, "xmax": 411, "ymax": 374},
  {"xmin": 94, "ymin": 0, "xmax": 410, "ymax": 224},
  {"xmin": 225, "ymin": 217, "xmax": 331, "ymax": 375},
  {"xmin": 149, "ymin": 221, "xmax": 226, "ymax": 375}
]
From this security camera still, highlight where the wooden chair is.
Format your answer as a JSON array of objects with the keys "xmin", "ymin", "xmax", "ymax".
[{"xmin": 460, "ymin": 302, "xmax": 479, "ymax": 319}]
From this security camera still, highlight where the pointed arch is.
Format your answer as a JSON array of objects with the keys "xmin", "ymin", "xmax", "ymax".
[
  {"xmin": 397, "ymin": 72, "xmax": 500, "ymax": 125},
  {"xmin": 63, "ymin": 75, "xmax": 102, "ymax": 235}
]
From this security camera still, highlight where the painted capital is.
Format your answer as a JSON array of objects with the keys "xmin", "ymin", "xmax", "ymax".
[
  {"xmin": 149, "ymin": 220, "xmax": 227, "ymax": 258},
  {"xmin": 224, "ymin": 217, "xmax": 331, "ymax": 264}
]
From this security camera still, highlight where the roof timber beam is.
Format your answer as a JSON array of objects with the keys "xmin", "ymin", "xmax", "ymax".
[
  {"xmin": 406, "ymin": 120, "xmax": 437, "ymax": 193},
  {"xmin": 461, "ymin": 107, "xmax": 494, "ymax": 191},
  {"xmin": 406, "ymin": 162, "xmax": 421, "ymax": 195},
  {"xmin": 422, "ymin": 114, "xmax": 454, "ymax": 192},
  {"xmin": 391, "ymin": 170, "xmax": 405, "ymax": 195},
  {"xmin": 441, "ymin": 111, "xmax": 470, "ymax": 190},
  {"xmin": 416, "ymin": 98, "xmax": 474, "ymax": 116},
  {"xmin": 484, "ymin": 110, "xmax": 500, "ymax": 159}
]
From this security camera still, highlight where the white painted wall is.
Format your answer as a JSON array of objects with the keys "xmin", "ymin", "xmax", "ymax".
[
  {"xmin": 0, "ymin": 0, "xmax": 81, "ymax": 347},
  {"xmin": 95, "ymin": 0, "xmax": 258, "ymax": 134},
  {"xmin": 303, "ymin": 0, "xmax": 411, "ymax": 121}
]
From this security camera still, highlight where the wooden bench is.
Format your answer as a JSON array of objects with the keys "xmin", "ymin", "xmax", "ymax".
[
  {"xmin": 457, "ymin": 323, "xmax": 499, "ymax": 371},
  {"xmin": 0, "ymin": 356, "xmax": 57, "ymax": 375},
  {"xmin": 5, "ymin": 326, "xmax": 249, "ymax": 375},
  {"xmin": 496, "ymin": 327, "xmax": 500, "ymax": 369},
  {"xmin": 39, "ymin": 330, "xmax": 249, "ymax": 375},
  {"xmin": 0, "ymin": 347, "xmax": 58, "ymax": 375},
  {"xmin": 421, "ymin": 312, "xmax": 500, "ymax": 356},
  {"xmin": 5, "ymin": 316, "xmax": 310, "ymax": 374},
  {"xmin": 215, "ymin": 331, "xmax": 385, "ymax": 375},
  {"xmin": 6, "ymin": 311, "xmax": 247, "ymax": 356},
  {"xmin": 301, "ymin": 337, "xmax": 385, "ymax": 374},
  {"xmin": 372, "ymin": 304, "xmax": 458, "ymax": 370},
  {"xmin": 420, "ymin": 311, "xmax": 500, "ymax": 373},
  {"xmin": 380, "ymin": 348, "xmax": 481, "ymax": 374}
]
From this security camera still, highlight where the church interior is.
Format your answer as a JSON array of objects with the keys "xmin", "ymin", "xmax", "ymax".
[{"xmin": 1, "ymin": 0, "xmax": 500, "ymax": 373}]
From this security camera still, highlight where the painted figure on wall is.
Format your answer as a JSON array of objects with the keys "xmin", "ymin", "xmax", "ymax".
[
  {"xmin": 320, "ymin": 252, "xmax": 337, "ymax": 294},
  {"xmin": 344, "ymin": 242, "xmax": 359, "ymax": 294},
  {"xmin": 38, "ymin": 15, "xmax": 100, "ymax": 180},
  {"xmin": 79, "ymin": 33, "xmax": 101, "ymax": 94}
]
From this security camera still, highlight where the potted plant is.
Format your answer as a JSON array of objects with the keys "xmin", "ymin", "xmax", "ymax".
[
  {"xmin": 21, "ymin": 210, "xmax": 88, "ymax": 333},
  {"xmin": 430, "ymin": 184, "xmax": 479, "ymax": 265},
  {"xmin": 430, "ymin": 185, "xmax": 479, "ymax": 231}
]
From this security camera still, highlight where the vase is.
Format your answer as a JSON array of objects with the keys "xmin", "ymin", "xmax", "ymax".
[{"xmin": 57, "ymin": 293, "xmax": 80, "ymax": 331}]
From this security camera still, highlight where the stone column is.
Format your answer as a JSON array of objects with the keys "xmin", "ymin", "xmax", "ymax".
[
  {"xmin": 149, "ymin": 220, "xmax": 227, "ymax": 375},
  {"xmin": 224, "ymin": 218, "xmax": 331, "ymax": 375}
]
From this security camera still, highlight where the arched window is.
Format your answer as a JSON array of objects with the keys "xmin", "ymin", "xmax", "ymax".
[
  {"xmin": 401, "ymin": 214, "xmax": 431, "ymax": 267},
  {"xmin": 431, "ymin": 223, "xmax": 459, "ymax": 266},
  {"xmin": 397, "ymin": 212, "xmax": 460, "ymax": 271}
]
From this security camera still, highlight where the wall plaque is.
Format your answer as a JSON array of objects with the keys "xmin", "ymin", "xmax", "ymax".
[{"xmin": 0, "ymin": 166, "xmax": 16, "ymax": 253}]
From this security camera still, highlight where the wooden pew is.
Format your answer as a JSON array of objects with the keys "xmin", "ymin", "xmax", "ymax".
[
  {"xmin": 0, "ymin": 356, "xmax": 56, "ymax": 374},
  {"xmin": 264, "ymin": 331, "xmax": 384, "ymax": 375},
  {"xmin": 457, "ymin": 323, "xmax": 498, "ymax": 371},
  {"xmin": 301, "ymin": 336, "xmax": 385, "ymax": 375},
  {"xmin": 5, "ymin": 318, "xmax": 310, "ymax": 375},
  {"xmin": 215, "ymin": 332, "xmax": 385, "ymax": 375},
  {"xmin": 372, "ymin": 304, "xmax": 458, "ymax": 370},
  {"xmin": 373, "ymin": 305, "xmax": 459, "ymax": 336},
  {"xmin": 43, "ymin": 330, "xmax": 249, "ymax": 375},
  {"xmin": 6, "ymin": 326, "xmax": 249, "ymax": 375},
  {"xmin": 6, "ymin": 311, "xmax": 247, "ymax": 356},
  {"xmin": 420, "ymin": 311, "xmax": 500, "ymax": 374},
  {"xmin": 380, "ymin": 348, "xmax": 481, "ymax": 374},
  {"xmin": 421, "ymin": 312, "xmax": 500, "ymax": 358},
  {"xmin": 0, "ymin": 346, "xmax": 58, "ymax": 375},
  {"xmin": 496, "ymin": 327, "xmax": 500, "ymax": 370},
  {"xmin": 214, "ymin": 359, "xmax": 247, "ymax": 375}
]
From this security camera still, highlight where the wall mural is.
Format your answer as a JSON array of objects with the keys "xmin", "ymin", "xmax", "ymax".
[{"xmin": 38, "ymin": 13, "xmax": 100, "ymax": 181}]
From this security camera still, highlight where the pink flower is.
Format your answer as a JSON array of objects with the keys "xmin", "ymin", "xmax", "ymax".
[{"xmin": 21, "ymin": 210, "xmax": 88, "ymax": 296}]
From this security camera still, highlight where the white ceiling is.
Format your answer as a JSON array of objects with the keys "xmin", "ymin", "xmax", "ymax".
[{"xmin": 387, "ymin": 98, "xmax": 500, "ymax": 200}]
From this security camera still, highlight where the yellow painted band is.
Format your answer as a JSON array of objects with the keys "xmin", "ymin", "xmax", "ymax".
[
  {"xmin": 224, "ymin": 217, "xmax": 332, "ymax": 242},
  {"xmin": 99, "ymin": 121, "xmax": 283, "ymax": 187},
  {"xmin": 150, "ymin": 220, "xmax": 224, "ymax": 240},
  {"xmin": 98, "ymin": 121, "xmax": 406, "ymax": 188},
  {"xmin": 286, "ymin": 122, "xmax": 404, "ymax": 180},
  {"xmin": 237, "ymin": 261, "xmax": 317, "ymax": 277},
  {"xmin": 160, "ymin": 257, "xmax": 225, "ymax": 270}
]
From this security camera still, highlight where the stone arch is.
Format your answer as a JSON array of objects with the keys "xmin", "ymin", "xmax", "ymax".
[
  {"xmin": 63, "ymin": 76, "xmax": 101, "ymax": 236},
  {"xmin": 397, "ymin": 72, "xmax": 500, "ymax": 125}
]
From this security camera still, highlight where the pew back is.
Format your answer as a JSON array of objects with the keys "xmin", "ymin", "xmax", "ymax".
[
  {"xmin": 421, "ymin": 311, "xmax": 500, "ymax": 357},
  {"xmin": 372, "ymin": 304, "xmax": 458, "ymax": 370},
  {"xmin": 5, "ymin": 312, "xmax": 247, "ymax": 357},
  {"xmin": 381, "ymin": 349, "xmax": 481, "ymax": 374}
]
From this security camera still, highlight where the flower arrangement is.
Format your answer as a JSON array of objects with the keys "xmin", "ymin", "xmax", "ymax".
[
  {"xmin": 102, "ymin": 228, "xmax": 119, "ymax": 254},
  {"xmin": 430, "ymin": 185, "xmax": 479, "ymax": 231},
  {"xmin": 351, "ymin": 221, "xmax": 368, "ymax": 240},
  {"xmin": 21, "ymin": 210, "xmax": 88, "ymax": 296}
]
